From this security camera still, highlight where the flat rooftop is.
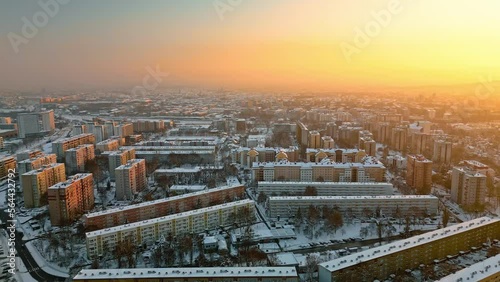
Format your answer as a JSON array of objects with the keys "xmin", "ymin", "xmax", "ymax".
[
  {"xmin": 319, "ymin": 217, "xmax": 499, "ymax": 273},
  {"xmin": 86, "ymin": 199, "xmax": 254, "ymax": 238},
  {"xmin": 74, "ymin": 267, "xmax": 297, "ymax": 280},
  {"xmin": 436, "ymin": 254, "xmax": 500, "ymax": 281},
  {"xmin": 85, "ymin": 184, "xmax": 243, "ymax": 218},
  {"xmin": 269, "ymin": 195, "xmax": 436, "ymax": 201}
]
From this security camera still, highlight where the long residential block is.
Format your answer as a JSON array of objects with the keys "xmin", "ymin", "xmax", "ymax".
[
  {"xmin": 318, "ymin": 217, "xmax": 500, "ymax": 282},
  {"xmin": 85, "ymin": 199, "xmax": 255, "ymax": 258},
  {"xmin": 258, "ymin": 181, "xmax": 393, "ymax": 196},
  {"xmin": 73, "ymin": 267, "xmax": 298, "ymax": 282},
  {"xmin": 84, "ymin": 184, "xmax": 246, "ymax": 229},
  {"xmin": 268, "ymin": 195, "xmax": 439, "ymax": 218}
]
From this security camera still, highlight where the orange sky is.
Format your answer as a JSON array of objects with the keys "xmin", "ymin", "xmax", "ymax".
[{"xmin": 1, "ymin": 0, "xmax": 499, "ymax": 92}]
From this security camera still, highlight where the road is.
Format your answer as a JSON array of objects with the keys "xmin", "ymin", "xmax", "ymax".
[{"xmin": 0, "ymin": 209, "xmax": 66, "ymax": 282}]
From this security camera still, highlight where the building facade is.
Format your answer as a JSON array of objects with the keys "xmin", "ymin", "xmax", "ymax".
[
  {"xmin": 451, "ymin": 166, "xmax": 487, "ymax": 206},
  {"xmin": 65, "ymin": 144, "xmax": 95, "ymax": 174},
  {"xmin": 108, "ymin": 149, "xmax": 136, "ymax": 181},
  {"xmin": 115, "ymin": 159, "xmax": 147, "ymax": 200},
  {"xmin": 0, "ymin": 156, "xmax": 16, "ymax": 180},
  {"xmin": 84, "ymin": 184, "xmax": 246, "ymax": 229},
  {"xmin": 21, "ymin": 163, "xmax": 66, "ymax": 208},
  {"xmin": 258, "ymin": 181, "xmax": 393, "ymax": 196},
  {"xmin": 318, "ymin": 217, "xmax": 500, "ymax": 282},
  {"xmin": 52, "ymin": 133, "xmax": 96, "ymax": 160},
  {"xmin": 268, "ymin": 195, "xmax": 438, "ymax": 218},
  {"xmin": 48, "ymin": 173, "xmax": 95, "ymax": 226},
  {"xmin": 252, "ymin": 159, "xmax": 386, "ymax": 183},
  {"xmin": 406, "ymin": 154, "xmax": 433, "ymax": 193},
  {"xmin": 85, "ymin": 199, "xmax": 255, "ymax": 258}
]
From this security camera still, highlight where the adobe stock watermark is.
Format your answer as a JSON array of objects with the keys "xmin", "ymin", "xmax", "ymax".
[
  {"xmin": 449, "ymin": 75, "xmax": 495, "ymax": 117},
  {"xmin": 131, "ymin": 65, "xmax": 169, "ymax": 96},
  {"xmin": 7, "ymin": 0, "xmax": 70, "ymax": 54},
  {"xmin": 340, "ymin": 0, "xmax": 403, "ymax": 63},
  {"xmin": 213, "ymin": 0, "xmax": 243, "ymax": 21},
  {"xmin": 463, "ymin": 75, "xmax": 495, "ymax": 109}
]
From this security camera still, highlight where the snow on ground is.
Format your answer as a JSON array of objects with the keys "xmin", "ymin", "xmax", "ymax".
[{"xmin": 25, "ymin": 241, "xmax": 70, "ymax": 278}]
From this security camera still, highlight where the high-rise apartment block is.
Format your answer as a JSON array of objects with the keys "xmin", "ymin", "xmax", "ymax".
[
  {"xmin": 0, "ymin": 156, "xmax": 16, "ymax": 180},
  {"xmin": 132, "ymin": 120, "xmax": 165, "ymax": 133},
  {"xmin": 18, "ymin": 153, "xmax": 57, "ymax": 186},
  {"xmin": 433, "ymin": 139, "xmax": 452, "ymax": 164},
  {"xmin": 115, "ymin": 159, "xmax": 147, "ymax": 200},
  {"xmin": 65, "ymin": 144, "xmax": 95, "ymax": 174},
  {"xmin": 95, "ymin": 138, "xmax": 120, "ymax": 153},
  {"xmin": 321, "ymin": 136, "xmax": 335, "ymax": 149},
  {"xmin": 108, "ymin": 149, "xmax": 136, "ymax": 181},
  {"xmin": 16, "ymin": 149, "xmax": 43, "ymax": 162},
  {"xmin": 309, "ymin": 131, "xmax": 321, "ymax": 148},
  {"xmin": 17, "ymin": 110, "xmax": 55, "ymax": 138},
  {"xmin": 22, "ymin": 163, "xmax": 66, "ymax": 208},
  {"xmin": 451, "ymin": 166, "xmax": 487, "ymax": 206},
  {"xmin": 48, "ymin": 173, "xmax": 95, "ymax": 226},
  {"xmin": 52, "ymin": 133, "xmax": 95, "ymax": 160},
  {"xmin": 406, "ymin": 154, "xmax": 433, "ymax": 194},
  {"xmin": 114, "ymin": 123, "xmax": 134, "ymax": 138}
]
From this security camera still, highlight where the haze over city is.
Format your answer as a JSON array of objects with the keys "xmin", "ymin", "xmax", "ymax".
[{"xmin": 2, "ymin": 0, "xmax": 500, "ymax": 93}]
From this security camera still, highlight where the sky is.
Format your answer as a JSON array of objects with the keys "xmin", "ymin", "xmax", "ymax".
[{"xmin": 1, "ymin": 0, "xmax": 499, "ymax": 93}]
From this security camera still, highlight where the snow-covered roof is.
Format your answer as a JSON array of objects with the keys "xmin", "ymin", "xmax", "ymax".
[
  {"xmin": 259, "ymin": 181, "xmax": 392, "ymax": 187},
  {"xmin": 436, "ymin": 254, "xmax": 500, "ymax": 281},
  {"xmin": 86, "ymin": 199, "xmax": 254, "ymax": 238},
  {"xmin": 319, "ymin": 217, "xmax": 499, "ymax": 273},
  {"xmin": 253, "ymin": 160, "xmax": 385, "ymax": 169},
  {"xmin": 85, "ymin": 184, "xmax": 243, "ymax": 218},
  {"xmin": 269, "ymin": 195, "xmax": 436, "ymax": 201},
  {"xmin": 48, "ymin": 173, "xmax": 92, "ymax": 190},
  {"xmin": 74, "ymin": 267, "xmax": 297, "ymax": 280}
]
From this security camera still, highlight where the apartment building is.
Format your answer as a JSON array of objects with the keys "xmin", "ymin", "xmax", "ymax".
[
  {"xmin": 17, "ymin": 110, "xmax": 55, "ymax": 138},
  {"xmin": 437, "ymin": 254, "xmax": 500, "ymax": 282},
  {"xmin": 108, "ymin": 149, "xmax": 136, "ymax": 181},
  {"xmin": 84, "ymin": 184, "xmax": 246, "ymax": 229},
  {"xmin": 0, "ymin": 136, "xmax": 3, "ymax": 150},
  {"xmin": 114, "ymin": 123, "xmax": 134, "ymax": 137},
  {"xmin": 406, "ymin": 154, "xmax": 433, "ymax": 194},
  {"xmin": 16, "ymin": 149, "xmax": 43, "ymax": 161},
  {"xmin": 451, "ymin": 166, "xmax": 487, "ymax": 206},
  {"xmin": 85, "ymin": 199, "xmax": 255, "ymax": 258},
  {"xmin": 391, "ymin": 126, "xmax": 408, "ymax": 151},
  {"xmin": 232, "ymin": 146, "xmax": 299, "ymax": 167},
  {"xmin": 252, "ymin": 158, "xmax": 386, "ymax": 183},
  {"xmin": 71, "ymin": 124, "xmax": 87, "ymax": 136},
  {"xmin": 0, "ymin": 156, "xmax": 16, "ymax": 180},
  {"xmin": 309, "ymin": 131, "xmax": 321, "ymax": 149},
  {"xmin": 305, "ymin": 148, "xmax": 368, "ymax": 163},
  {"xmin": 318, "ymin": 217, "xmax": 500, "ymax": 282},
  {"xmin": 321, "ymin": 136, "xmax": 335, "ymax": 149},
  {"xmin": 48, "ymin": 173, "xmax": 95, "ymax": 226},
  {"xmin": 433, "ymin": 139, "xmax": 452, "ymax": 164},
  {"xmin": 65, "ymin": 144, "xmax": 95, "ymax": 174},
  {"xmin": 52, "ymin": 133, "xmax": 95, "ymax": 160},
  {"xmin": 73, "ymin": 267, "xmax": 299, "ymax": 282},
  {"xmin": 22, "ymin": 163, "xmax": 66, "ymax": 208},
  {"xmin": 18, "ymin": 153, "xmax": 57, "ymax": 187},
  {"xmin": 115, "ymin": 159, "xmax": 147, "ymax": 200},
  {"xmin": 132, "ymin": 120, "xmax": 165, "ymax": 133},
  {"xmin": 120, "ymin": 145, "xmax": 216, "ymax": 164},
  {"xmin": 268, "ymin": 195, "xmax": 438, "ymax": 218},
  {"xmin": 258, "ymin": 181, "xmax": 393, "ymax": 196},
  {"xmin": 95, "ymin": 138, "xmax": 120, "ymax": 153}
]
